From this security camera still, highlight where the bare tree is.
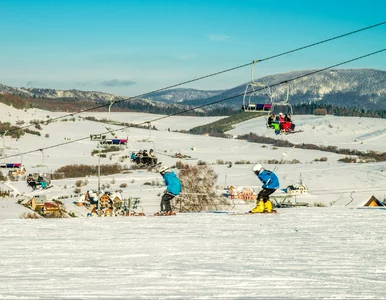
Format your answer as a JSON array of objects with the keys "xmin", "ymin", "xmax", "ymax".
[{"xmin": 175, "ymin": 164, "xmax": 229, "ymax": 212}]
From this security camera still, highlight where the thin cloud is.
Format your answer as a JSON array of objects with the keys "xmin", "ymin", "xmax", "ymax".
[
  {"xmin": 207, "ymin": 34, "xmax": 230, "ymax": 42},
  {"xmin": 75, "ymin": 81, "xmax": 93, "ymax": 87},
  {"xmin": 100, "ymin": 79, "xmax": 136, "ymax": 87},
  {"xmin": 25, "ymin": 81, "xmax": 39, "ymax": 87}
]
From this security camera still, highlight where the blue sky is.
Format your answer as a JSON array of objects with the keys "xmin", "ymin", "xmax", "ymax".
[{"xmin": 1, "ymin": 0, "xmax": 385, "ymax": 97}]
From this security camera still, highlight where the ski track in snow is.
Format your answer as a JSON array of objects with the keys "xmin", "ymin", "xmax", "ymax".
[
  {"xmin": 1, "ymin": 208, "xmax": 386, "ymax": 299},
  {"xmin": 356, "ymin": 127, "xmax": 386, "ymax": 143}
]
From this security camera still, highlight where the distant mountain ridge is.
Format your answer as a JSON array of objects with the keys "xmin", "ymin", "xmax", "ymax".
[
  {"xmin": 0, "ymin": 84, "xmax": 126, "ymax": 101},
  {"xmin": 1, "ymin": 68, "xmax": 385, "ymax": 111},
  {"xmin": 143, "ymin": 88, "xmax": 225, "ymax": 103},
  {"xmin": 182, "ymin": 68, "xmax": 386, "ymax": 110}
]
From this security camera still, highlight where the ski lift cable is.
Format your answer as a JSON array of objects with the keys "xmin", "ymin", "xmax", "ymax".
[
  {"xmin": 4, "ymin": 48, "xmax": 386, "ymax": 159},
  {"xmin": 1, "ymin": 21, "xmax": 385, "ymax": 136}
]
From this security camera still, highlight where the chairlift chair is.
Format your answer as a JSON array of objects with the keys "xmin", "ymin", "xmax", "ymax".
[
  {"xmin": 0, "ymin": 132, "xmax": 25, "ymax": 178},
  {"xmin": 136, "ymin": 122, "xmax": 156, "ymax": 151},
  {"xmin": 269, "ymin": 81, "xmax": 293, "ymax": 117},
  {"xmin": 266, "ymin": 82, "xmax": 299, "ymax": 135},
  {"xmin": 101, "ymin": 125, "xmax": 128, "ymax": 147},
  {"xmin": 242, "ymin": 61, "xmax": 273, "ymax": 113},
  {"xmin": 30, "ymin": 150, "xmax": 52, "ymax": 186}
]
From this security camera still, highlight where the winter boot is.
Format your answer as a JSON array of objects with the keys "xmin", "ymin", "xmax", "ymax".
[
  {"xmin": 250, "ymin": 200, "xmax": 265, "ymax": 213},
  {"xmin": 264, "ymin": 200, "xmax": 273, "ymax": 213}
]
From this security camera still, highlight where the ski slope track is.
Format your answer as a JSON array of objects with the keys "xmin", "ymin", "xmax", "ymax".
[{"xmin": 1, "ymin": 208, "xmax": 386, "ymax": 299}]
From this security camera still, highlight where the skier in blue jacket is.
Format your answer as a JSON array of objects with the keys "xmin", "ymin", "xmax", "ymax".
[
  {"xmin": 130, "ymin": 152, "xmax": 136, "ymax": 162},
  {"xmin": 159, "ymin": 166, "xmax": 181, "ymax": 215},
  {"xmin": 250, "ymin": 164, "xmax": 279, "ymax": 213}
]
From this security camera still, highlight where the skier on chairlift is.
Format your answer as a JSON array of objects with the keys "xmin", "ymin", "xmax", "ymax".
[
  {"xmin": 27, "ymin": 174, "xmax": 38, "ymax": 190},
  {"xmin": 37, "ymin": 174, "xmax": 47, "ymax": 189}
]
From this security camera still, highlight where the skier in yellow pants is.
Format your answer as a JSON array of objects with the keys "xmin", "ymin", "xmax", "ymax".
[{"xmin": 250, "ymin": 164, "xmax": 280, "ymax": 213}]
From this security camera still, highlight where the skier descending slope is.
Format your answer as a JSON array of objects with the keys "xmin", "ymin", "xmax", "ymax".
[
  {"xmin": 250, "ymin": 164, "xmax": 279, "ymax": 213},
  {"xmin": 156, "ymin": 166, "xmax": 181, "ymax": 216}
]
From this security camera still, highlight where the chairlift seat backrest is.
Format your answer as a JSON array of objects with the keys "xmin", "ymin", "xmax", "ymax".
[
  {"xmin": 0, "ymin": 163, "xmax": 21, "ymax": 168},
  {"xmin": 256, "ymin": 104, "xmax": 264, "ymax": 110},
  {"xmin": 263, "ymin": 104, "xmax": 272, "ymax": 111},
  {"xmin": 102, "ymin": 139, "xmax": 127, "ymax": 145}
]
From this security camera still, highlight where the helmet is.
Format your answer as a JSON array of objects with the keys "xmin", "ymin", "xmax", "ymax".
[
  {"xmin": 159, "ymin": 166, "xmax": 169, "ymax": 174},
  {"xmin": 39, "ymin": 173, "xmax": 43, "ymax": 176},
  {"xmin": 252, "ymin": 164, "xmax": 263, "ymax": 173},
  {"xmin": 279, "ymin": 112, "xmax": 283, "ymax": 116}
]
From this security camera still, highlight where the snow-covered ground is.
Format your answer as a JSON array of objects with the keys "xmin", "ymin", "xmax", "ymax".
[
  {"xmin": 1, "ymin": 103, "xmax": 386, "ymax": 299},
  {"xmin": 1, "ymin": 208, "xmax": 386, "ymax": 299},
  {"xmin": 0, "ymin": 103, "xmax": 385, "ymax": 214},
  {"xmin": 227, "ymin": 114, "xmax": 386, "ymax": 152}
]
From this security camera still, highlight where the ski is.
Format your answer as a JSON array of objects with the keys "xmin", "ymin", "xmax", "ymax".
[
  {"xmin": 284, "ymin": 130, "xmax": 303, "ymax": 134},
  {"xmin": 153, "ymin": 211, "xmax": 176, "ymax": 216},
  {"xmin": 190, "ymin": 210, "xmax": 279, "ymax": 215}
]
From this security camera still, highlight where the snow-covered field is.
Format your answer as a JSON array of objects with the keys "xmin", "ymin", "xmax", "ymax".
[
  {"xmin": 1, "ymin": 208, "xmax": 386, "ymax": 299},
  {"xmin": 227, "ymin": 114, "xmax": 386, "ymax": 152},
  {"xmin": 1, "ymin": 103, "xmax": 386, "ymax": 299}
]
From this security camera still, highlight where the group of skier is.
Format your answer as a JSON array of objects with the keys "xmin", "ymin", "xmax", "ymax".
[
  {"xmin": 268, "ymin": 112, "xmax": 296, "ymax": 135},
  {"xmin": 153, "ymin": 162, "xmax": 278, "ymax": 215},
  {"xmin": 130, "ymin": 149, "xmax": 158, "ymax": 166},
  {"xmin": 27, "ymin": 173, "xmax": 48, "ymax": 190}
]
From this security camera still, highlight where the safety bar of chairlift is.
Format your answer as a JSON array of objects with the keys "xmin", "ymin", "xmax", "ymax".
[
  {"xmin": 100, "ymin": 139, "xmax": 128, "ymax": 145},
  {"xmin": 242, "ymin": 103, "xmax": 272, "ymax": 112},
  {"xmin": 0, "ymin": 163, "xmax": 22, "ymax": 168}
]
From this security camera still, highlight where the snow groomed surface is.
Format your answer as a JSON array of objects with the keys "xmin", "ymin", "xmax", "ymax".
[{"xmin": 1, "ymin": 207, "xmax": 385, "ymax": 299}]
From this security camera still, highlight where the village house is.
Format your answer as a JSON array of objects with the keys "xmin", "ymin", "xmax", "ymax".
[
  {"xmin": 43, "ymin": 202, "xmax": 61, "ymax": 217},
  {"xmin": 25, "ymin": 195, "xmax": 60, "ymax": 216},
  {"xmin": 238, "ymin": 187, "xmax": 257, "ymax": 200},
  {"xmin": 99, "ymin": 193, "xmax": 112, "ymax": 208},
  {"xmin": 26, "ymin": 195, "xmax": 47, "ymax": 211},
  {"xmin": 227, "ymin": 186, "xmax": 257, "ymax": 200},
  {"xmin": 112, "ymin": 193, "xmax": 123, "ymax": 208},
  {"xmin": 286, "ymin": 183, "xmax": 308, "ymax": 195}
]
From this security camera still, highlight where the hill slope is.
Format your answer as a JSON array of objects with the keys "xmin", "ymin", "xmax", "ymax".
[{"xmin": 182, "ymin": 69, "xmax": 386, "ymax": 110}]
